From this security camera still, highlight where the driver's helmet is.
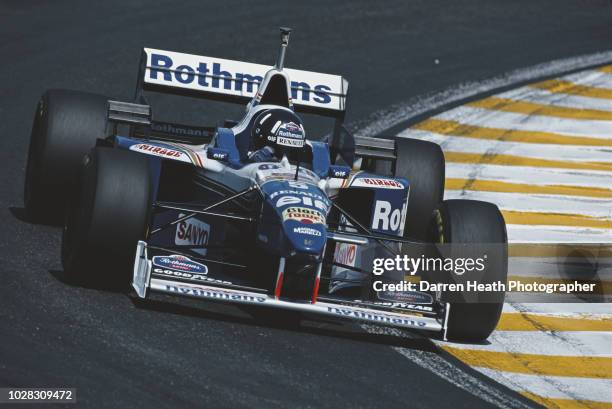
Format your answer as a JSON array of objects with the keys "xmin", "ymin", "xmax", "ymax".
[{"xmin": 252, "ymin": 108, "xmax": 306, "ymax": 157}]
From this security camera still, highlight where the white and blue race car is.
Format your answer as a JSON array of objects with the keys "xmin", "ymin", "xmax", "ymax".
[{"xmin": 24, "ymin": 28, "xmax": 508, "ymax": 342}]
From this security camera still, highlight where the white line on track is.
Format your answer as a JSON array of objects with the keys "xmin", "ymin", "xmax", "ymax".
[
  {"xmin": 503, "ymin": 303, "xmax": 612, "ymax": 315},
  {"xmin": 444, "ymin": 190, "xmax": 612, "ymax": 218},
  {"xmin": 446, "ymin": 163, "xmax": 612, "ymax": 190},
  {"xmin": 499, "ymin": 87, "xmax": 612, "ymax": 112},
  {"xmin": 474, "ymin": 368, "xmax": 612, "ymax": 403},
  {"xmin": 562, "ymin": 70, "xmax": 612, "ymax": 90},
  {"xmin": 400, "ymin": 129, "xmax": 612, "ymax": 163},
  {"xmin": 506, "ymin": 224, "xmax": 612, "ymax": 243},
  {"xmin": 436, "ymin": 106, "xmax": 612, "ymax": 139},
  {"xmin": 436, "ymin": 331, "xmax": 612, "ymax": 357}
]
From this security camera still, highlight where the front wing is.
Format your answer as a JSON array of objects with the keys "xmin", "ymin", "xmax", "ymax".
[{"xmin": 132, "ymin": 241, "xmax": 447, "ymax": 335}]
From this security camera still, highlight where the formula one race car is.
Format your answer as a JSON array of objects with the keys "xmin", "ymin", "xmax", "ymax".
[{"xmin": 24, "ymin": 28, "xmax": 508, "ymax": 342}]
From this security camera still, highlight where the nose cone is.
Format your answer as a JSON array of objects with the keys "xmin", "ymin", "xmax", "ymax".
[
  {"xmin": 282, "ymin": 218, "xmax": 327, "ymax": 255},
  {"xmin": 260, "ymin": 179, "xmax": 330, "ymax": 256}
]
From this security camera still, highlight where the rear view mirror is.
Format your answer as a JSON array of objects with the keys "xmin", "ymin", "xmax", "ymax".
[{"xmin": 329, "ymin": 125, "xmax": 355, "ymax": 166}]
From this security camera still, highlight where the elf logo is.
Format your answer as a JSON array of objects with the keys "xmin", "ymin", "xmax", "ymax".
[
  {"xmin": 175, "ymin": 214, "xmax": 210, "ymax": 256},
  {"xmin": 275, "ymin": 195, "xmax": 329, "ymax": 213},
  {"xmin": 371, "ymin": 200, "xmax": 407, "ymax": 234}
]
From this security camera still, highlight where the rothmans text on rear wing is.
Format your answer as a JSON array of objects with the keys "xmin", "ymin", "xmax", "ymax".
[{"xmin": 136, "ymin": 48, "xmax": 349, "ymax": 117}]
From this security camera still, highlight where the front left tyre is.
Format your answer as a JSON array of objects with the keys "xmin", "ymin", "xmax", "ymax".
[
  {"xmin": 433, "ymin": 199, "xmax": 508, "ymax": 342},
  {"xmin": 62, "ymin": 148, "xmax": 152, "ymax": 288}
]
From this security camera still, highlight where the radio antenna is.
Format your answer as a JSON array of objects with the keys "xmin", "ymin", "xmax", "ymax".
[{"xmin": 275, "ymin": 27, "xmax": 292, "ymax": 71}]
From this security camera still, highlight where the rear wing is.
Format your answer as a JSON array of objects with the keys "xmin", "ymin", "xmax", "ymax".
[{"xmin": 135, "ymin": 48, "xmax": 349, "ymax": 118}]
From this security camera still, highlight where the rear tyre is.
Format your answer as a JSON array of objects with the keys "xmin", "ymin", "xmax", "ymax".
[
  {"xmin": 24, "ymin": 89, "xmax": 109, "ymax": 224},
  {"xmin": 377, "ymin": 138, "xmax": 445, "ymax": 241},
  {"xmin": 433, "ymin": 200, "xmax": 508, "ymax": 342},
  {"xmin": 62, "ymin": 148, "xmax": 152, "ymax": 288}
]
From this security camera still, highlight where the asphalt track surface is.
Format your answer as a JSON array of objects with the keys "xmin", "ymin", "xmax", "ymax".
[{"xmin": 1, "ymin": 1, "xmax": 611, "ymax": 408}]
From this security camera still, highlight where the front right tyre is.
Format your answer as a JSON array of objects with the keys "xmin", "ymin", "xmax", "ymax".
[{"xmin": 24, "ymin": 89, "xmax": 109, "ymax": 224}]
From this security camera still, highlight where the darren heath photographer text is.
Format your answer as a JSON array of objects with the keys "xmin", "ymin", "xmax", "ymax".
[{"xmin": 373, "ymin": 280, "xmax": 596, "ymax": 294}]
